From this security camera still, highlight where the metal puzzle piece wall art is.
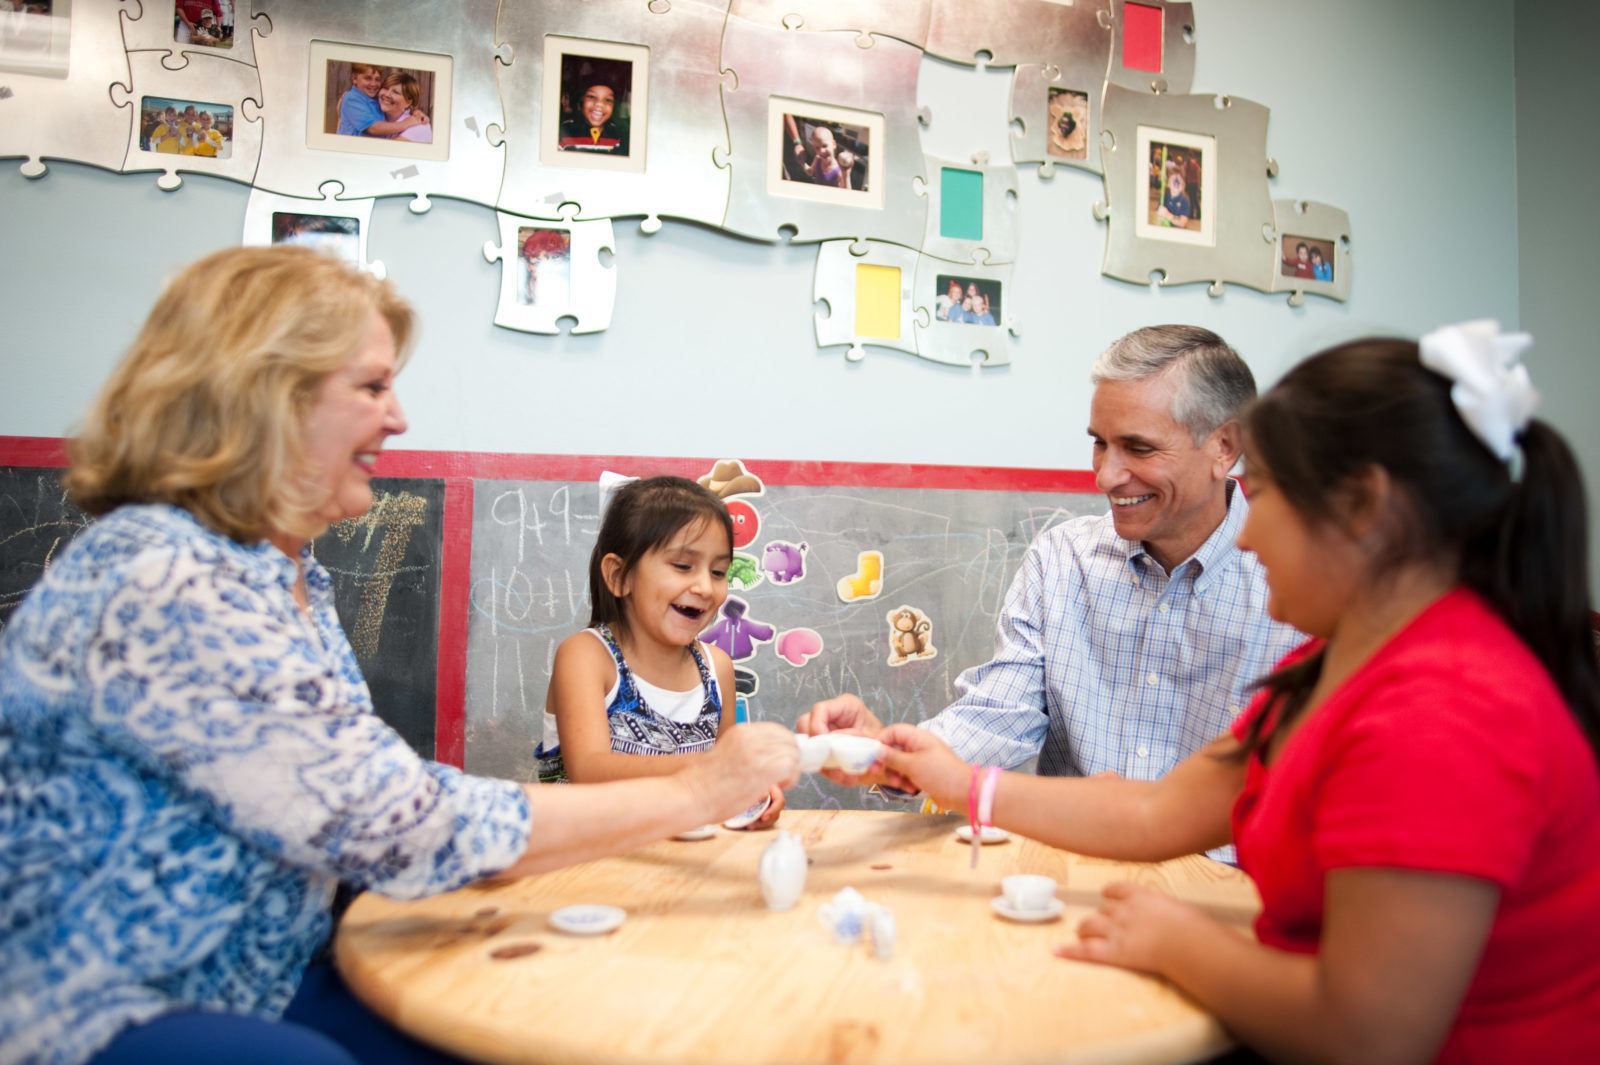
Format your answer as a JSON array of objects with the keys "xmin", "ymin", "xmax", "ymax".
[
  {"xmin": 121, "ymin": 0, "xmax": 261, "ymax": 70},
  {"xmin": 813, "ymin": 238, "xmax": 919, "ymax": 363},
  {"xmin": 915, "ymin": 150, "xmax": 1020, "ymax": 265},
  {"xmin": 912, "ymin": 252, "xmax": 1018, "ymax": 367},
  {"xmin": 1108, "ymin": 0, "xmax": 1194, "ymax": 95},
  {"xmin": 1007, "ymin": 7, "xmax": 1112, "ymax": 179},
  {"xmin": 241, "ymin": 185, "xmax": 383, "ymax": 276},
  {"xmin": 718, "ymin": 17, "xmax": 927, "ymax": 247},
  {"xmin": 114, "ymin": 47, "xmax": 262, "ymax": 190},
  {"xmin": 925, "ymin": 0, "xmax": 1110, "ymax": 68},
  {"xmin": 0, "ymin": 0, "xmax": 134, "ymax": 177},
  {"xmin": 727, "ymin": 0, "xmax": 933, "ymax": 52},
  {"xmin": 491, "ymin": 0, "xmax": 730, "ymax": 232},
  {"xmin": 483, "ymin": 212, "xmax": 617, "ymax": 335},
  {"xmin": 251, "ymin": 0, "xmax": 504, "ymax": 211},
  {"xmin": 1268, "ymin": 198, "xmax": 1352, "ymax": 305},
  {"xmin": 1097, "ymin": 84, "xmax": 1275, "ymax": 296}
]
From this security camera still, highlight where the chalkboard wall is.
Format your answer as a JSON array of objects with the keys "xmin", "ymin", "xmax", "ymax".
[{"xmin": 0, "ymin": 466, "xmax": 444, "ymax": 758}]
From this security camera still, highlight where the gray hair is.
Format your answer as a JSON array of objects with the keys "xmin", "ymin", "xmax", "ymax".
[{"xmin": 1089, "ymin": 325, "xmax": 1256, "ymax": 444}]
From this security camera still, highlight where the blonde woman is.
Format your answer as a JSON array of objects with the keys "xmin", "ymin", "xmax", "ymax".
[{"xmin": 0, "ymin": 245, "xmax": 798, "ymax": 1065}]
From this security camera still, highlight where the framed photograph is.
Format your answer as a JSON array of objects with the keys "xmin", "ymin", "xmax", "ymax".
[
  {"xmin": 932, "ymin": 273, "xmax": 1002, "ymax": 327},
  {"xmin": 1046, "ymin": 87, "xmax": 1089, "ymax": 161},
  {"xmin": 137, "ymin": 96, "xmax": 234, "ymax": 159},
  {"xmin": 172, "ymin": 0, "xmax": 232, "ymax": 50},
  {"xmin": 304, "ymin": 40, "xmax": 451, "ymax": 162},
  {"xmin": 1279, "ymin": 233, "xmax": 1336, "ymax": 285},
  {"xmin": 0, "ymin": 0, "xmax": 70, "ymax": 78},
  {"xmin": 767, "ymin": 97, "xmax": 885, "ymax": 211},
  {"xmin": 272, "ymin": 211, "xmax": 360, "ymax": 261},
  {"xmin": 517, "ymin": 226, "xmax": 573, "ymax": 309},
  {"xmin": 1134, "ymin": 125, "xmax": 1216, "ymax": 247},
  {"xmin": 539, "ymin": 35, "xmax": 649, "ymax": 175}
]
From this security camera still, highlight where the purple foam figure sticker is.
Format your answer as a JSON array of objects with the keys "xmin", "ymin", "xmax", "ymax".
[{"xmin": 700, "ymin": 596, "xmax": 776, "ymax": 661}]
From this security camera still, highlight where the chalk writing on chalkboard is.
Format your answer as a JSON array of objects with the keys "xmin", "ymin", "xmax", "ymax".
[
  {"xmin": 0, "ymin": 467, "xmax": 91, "ymax": 629},
  {"xmin": 1, "ymin": 467, "xmax": 444, "ymax": 758}
]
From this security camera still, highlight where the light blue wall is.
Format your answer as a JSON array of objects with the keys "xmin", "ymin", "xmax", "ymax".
[
  {"xmin": 1, "ymin": 1, "xmax": 1523, "ymax": 478},
  {"xmin": 1515, "ymin": 0, "xmax": 1600, "ymax": 600}
]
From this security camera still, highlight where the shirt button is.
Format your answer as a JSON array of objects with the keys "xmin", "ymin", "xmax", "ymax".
[
  {"xmin": 1137, "ymin": 746, "xmax": 1149, "ymax": 758},
  {"xmin": 1145, "ymin": 672, "xmax": 1159, "ymax": 686},
  {"xmin": 1157, "ymin": 602, "xmax": 1169, "ymax": 614}
]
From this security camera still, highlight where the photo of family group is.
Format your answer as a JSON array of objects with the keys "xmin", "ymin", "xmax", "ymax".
[
  {"xmin": 172, "ymin": 0, "xmax": 233, "ymax": 50},
  {"xmin": 306, "ymin": 42, "xmax": 451, "ymax": 160},
  {"xmin": 517, "ymin": 227, "xmax": 573, "ymax": 310},
  {"xmin": 271, "ymin": 212, "xmax": 360, "ymax": 262},
  {"xmin": 1135, "ymin": 125, "xmax": 1216, "ymax": 246},
  {"xmin": 0, "ymin": 0, "xmax": 68, "ymax": 78},
  {"xmin": 1046, "ymin": 87, "xmax": 1089, "ymax": 160},
  {"xmin": 768, "ymin": 97, "xmax": 885, "ymax": 210},
  {"xmin": 541, "ymin": 37, "xmax": 648, "ymax": 174},
  {"xmin": 1280, "ymin": 234, "xmax": 1335, "ymax": 283},
  {"xmin": 137, "ymin": 96, "xmax": 233, "ymax": 158},
  {"xmin": 934, "ymin": 275, "xmax": 1002, "ymax": 326}
]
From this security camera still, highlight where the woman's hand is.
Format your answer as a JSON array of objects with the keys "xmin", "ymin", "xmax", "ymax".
[
  {"xmin": 876, "ymin": 724, "xmax": 969, "ymax": 808},
  {"xmin": 685, "ymin": 722, "xmax": 800, "ymax": 822},
  {"xmin": 1055, "ymin": 881, "xmax": 1210, "ymax": 975}
]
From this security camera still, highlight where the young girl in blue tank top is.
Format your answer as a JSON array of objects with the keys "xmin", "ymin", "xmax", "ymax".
[{"xmin": 535, "ymin": 475, "xmax": 785, "ymax": 827}]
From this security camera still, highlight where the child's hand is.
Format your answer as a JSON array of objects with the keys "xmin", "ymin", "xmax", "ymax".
[
  {"xmin": 1055, "ymin": 881, "xmax": 1210, "ymax": 976},
  {"xmin": 876, "ymin": 725, "xmax": 968, "ymax": 808},
  {"xmin": 733, "ymin": 784, "xmax": 786, "ymax": 830}
]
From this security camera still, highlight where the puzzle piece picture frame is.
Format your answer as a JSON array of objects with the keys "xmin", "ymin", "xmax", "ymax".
[
  {"xmin": 241, "ymin": 185, "xmax": 383, "ymax": 277},
  {"xmin": 2, "ymin": 0, "xmax": 1355, "ymax": 360},
  {"xmin": 483, "ymin": 212, "xmax": 617, "ymax": 336}
]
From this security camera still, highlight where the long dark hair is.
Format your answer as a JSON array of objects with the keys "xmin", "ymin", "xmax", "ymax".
[
  {"xmin": 587, "ymin": 476, "xmax": 733, "ymax": 634},
  {"xmin": 1240, "ymin": 338, "xmax": 1600, "ymax": 761}
]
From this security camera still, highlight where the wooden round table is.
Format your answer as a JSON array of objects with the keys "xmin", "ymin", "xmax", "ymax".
[{"xmin": 337, "ymin": 809, "xmax": 1260, "ymax": 1065}]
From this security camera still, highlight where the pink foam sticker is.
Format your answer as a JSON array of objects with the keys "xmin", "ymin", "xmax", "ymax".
[{"xmin": 1123, "ymin": 2, "xmax": 1164, "ymax": 73}]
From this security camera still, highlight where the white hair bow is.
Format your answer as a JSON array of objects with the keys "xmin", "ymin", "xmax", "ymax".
[
  {"xmin": 1417, "ymin": 319, "xmax": 1539, "ymax": 470},
  {"xmin": 597, "ymin": 470, "xmax": 639, "ymax": 514}
]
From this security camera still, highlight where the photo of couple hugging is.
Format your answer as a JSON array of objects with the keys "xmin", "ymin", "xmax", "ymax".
[{"xmin": 336, "ymin": 62, "xmax": 433, "ymax": 144}]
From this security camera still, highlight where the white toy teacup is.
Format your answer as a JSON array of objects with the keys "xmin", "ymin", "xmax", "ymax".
[
  {"xmin": 1000, "ymin": 874, "xmax": 1057, "ymax": 913},
  {"xmin": 824, "ymin": 735, "xmax": 883, "ymax": 774},
  {"xmin": 795, "ymin": 734, "xmax": 832, "ymax": 773}
]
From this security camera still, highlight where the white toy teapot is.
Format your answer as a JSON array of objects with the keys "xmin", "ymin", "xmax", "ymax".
[{"xmin": 758, "ymin": 831, "xmax": 807, "ymax": 910}]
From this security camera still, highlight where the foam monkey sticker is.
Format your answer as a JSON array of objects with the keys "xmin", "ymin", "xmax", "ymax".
[{"xmin": 885, "ymin": 604, "xmax": 937, "ymax": 666}]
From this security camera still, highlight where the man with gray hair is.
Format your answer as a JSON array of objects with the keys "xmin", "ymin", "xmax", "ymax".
[{"xmin": 800, "ymin": 325, "xmax": 1299, "ymax": 807}]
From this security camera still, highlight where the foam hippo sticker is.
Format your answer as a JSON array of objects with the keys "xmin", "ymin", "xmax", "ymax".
[
  {"xmin": 885, "ymin": 604, "xmax": 938, "ymax": 667},
  {"xmin": 700, "ymin": 596, "xmax": 776, "ymax": 662},
  {"xmin": 761, "ymin": 540, "xmax": 809, "ymax": 584}
]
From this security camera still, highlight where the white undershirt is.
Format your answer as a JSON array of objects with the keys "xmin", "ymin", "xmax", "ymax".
[{"xmin": 540, "ymin": 632, "xmax": 715, "ymax": 750}]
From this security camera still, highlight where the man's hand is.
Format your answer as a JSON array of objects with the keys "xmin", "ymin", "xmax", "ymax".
[
  {"xmin": 877, "ymin": 724, "xmax": 968, "ymax": 808},
  {"xmin": 796, "ymin": 693, "xmax": 884, "ymax": 737}
]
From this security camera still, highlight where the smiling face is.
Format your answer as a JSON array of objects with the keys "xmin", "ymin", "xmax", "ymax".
[
  {"xmin": 1236, "ymin": 460, "xmax": 1361, "ymax": 636},
  {"xmin": 1167, "ymin": 172, "xmax": 1184, "ymax": 196},
  {"xmin": 1088, "ymin": 368, "xmax": 1237, "ymax": 572},
  {"xmin": 607, "ymin": 518, "xmax": 732, "ymax": 651},
  {"xmin": 581, "ymin": 83, "xmax": 615, "ymax": 127},
  {"xmin": 295, "ymin": 311, "xmax": 409, "ymax": 538},
  {"xmin": 377, "ymin": 84, "xmax": 407, "ymax": 120},
  {"xmin": 352, "ymin": 67, "xmax": 382, "ymax": 98},
  {"xmin": 809, "ymin": 125, "xmax": 836, "ymax": 163}
]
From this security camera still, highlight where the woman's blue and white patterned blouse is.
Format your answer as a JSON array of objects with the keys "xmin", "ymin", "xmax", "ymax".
[{"xmin": 0, "ymin": 504, "xmax": 532, "ymax": 1065}]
